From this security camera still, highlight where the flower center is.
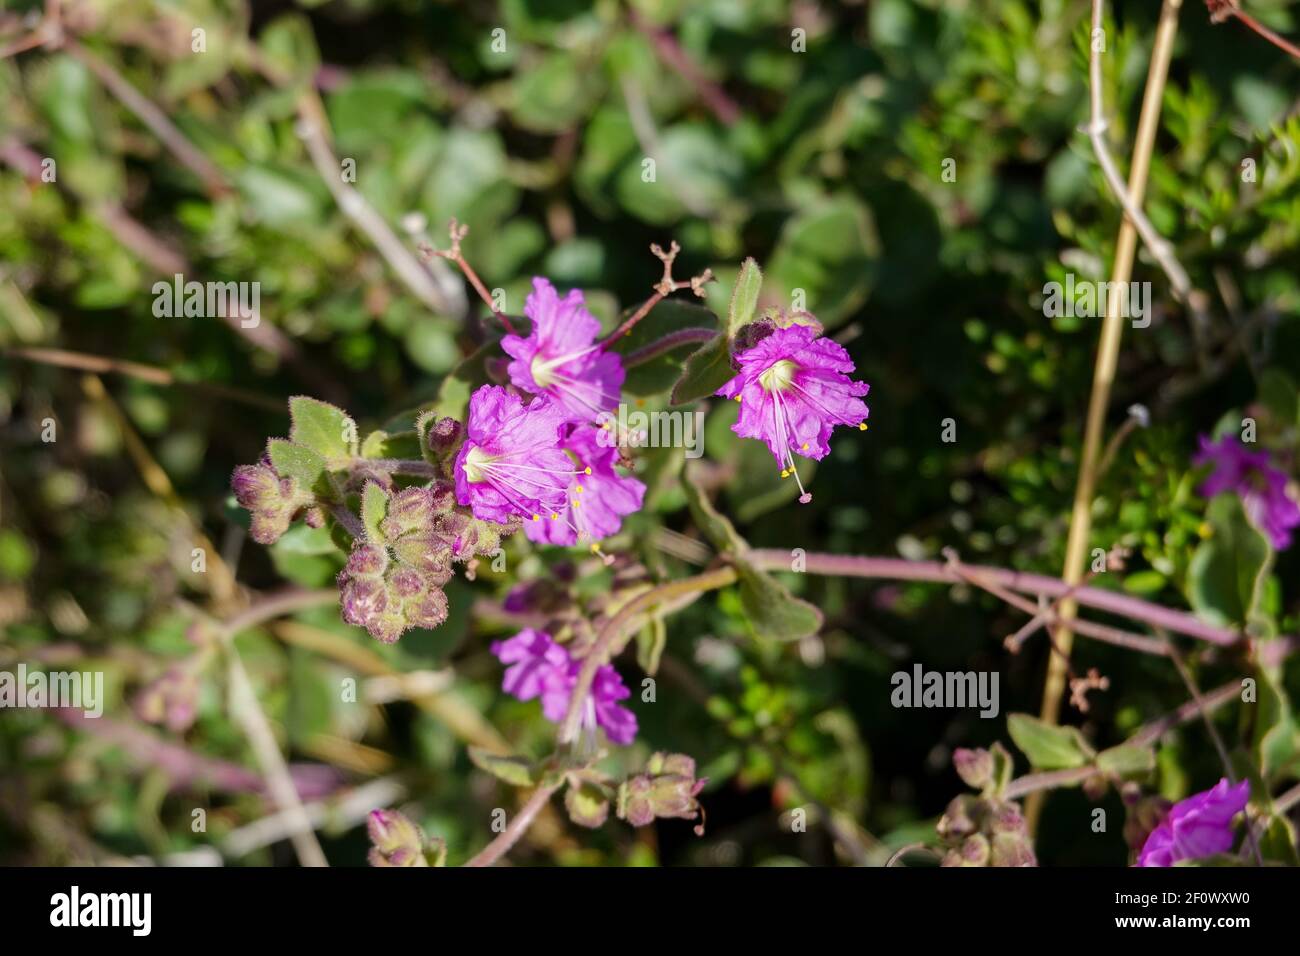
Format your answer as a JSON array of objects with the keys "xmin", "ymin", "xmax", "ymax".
[
  {"xmin": 462, "ymin": 445, "xmax": 492, "ymax": 483},
  {"xmin": 530, "ymin": 354, "xmax": 559, "ymax": 388},
  {"xmin": 759, "ymin": 360, "xmax": 798, "ymax": 393}
]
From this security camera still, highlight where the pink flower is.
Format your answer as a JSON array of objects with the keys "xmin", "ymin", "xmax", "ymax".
[
  {"xmin": 502, "ymin": 278, "xmax": 625, "ymax": 423},
  {"xmin": 490, "ymin": 629, "xmax": 638, "ymax": 745},
  {"xmin": 454, "ymin": 385, "xmax": 580, "ymax": 525},
  {"xmin": 492, "ymin": 628, "xmax": 570, "ymax": 702},
  {"xmin": 523, "ymin": 423, "xmax": 645, "ymax": 548},
  {"xmin": 1137, "ymin": 778, "xmax": 1250, "ymax": 867},
  {"xmin": 716, "ymin": 324, "xmax": 869, "ymax": 504},
  {"xmin": 1194, "ymin": 434, "xmax": 1300, "ymax": 550}
]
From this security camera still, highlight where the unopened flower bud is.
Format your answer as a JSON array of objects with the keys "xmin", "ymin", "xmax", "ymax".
[
  {"xmin": 381, "ymin": 486, "xmax": 434, "ymax": 540},
  {"xmin": 346, "ymin": 543, "xmax": 388, "ymax": 578},
  {"xmin": 953, "ymin": 747, "xmax": 993, "ymax": 791},
  {"xmin": 937, "ymin": 794, "xmax": 981, "ymax": 841},
  {"xmin": 429, "ymin": 417, "xmax": 462, "ymax": 455},
  {"xmin": 231, "ymin": 462, "xmax": 313, "ymax": 545},
  {"xmin": 956, "ymin": 833, "xmax": 990, "ymax": 866},
  {"xmin": 366, "ymin": 809, "xmax": 431, "ymax": 867}
]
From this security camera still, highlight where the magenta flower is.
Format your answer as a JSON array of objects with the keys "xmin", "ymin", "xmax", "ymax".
[
  {"xmin": 502, "ymin": 278, "xmax": 625, "ymax": 423},
  {"xmin": 454, "ymin": 385, "xmax": 583, "ymax": 525},
  {"xmin": 1194, "ymin": 434, "xmax": 1300, "ymax": 550},
  {"xmin": 716, "ymin": 324, "xmax": 869, "ymax": 504},
  {"xmin": 490, "ymin": 629, "xmax": 638, "ymax": 745},
  {"xmin": 1137, "ymin": 778, "xmax": 1250, "ymax": 867},
  {"xmin": 524, "ymin": 423, "xmax": 645, "ymax": 548}
]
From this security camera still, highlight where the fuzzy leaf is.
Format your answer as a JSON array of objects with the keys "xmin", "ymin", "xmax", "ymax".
[
  {"xmin": 361, "ymin": 482, "xmax": 388, "ymax": 543},
  {"xmin": 267, "ymin": 439, "xmax": 327, "ymax": 495},
  {"xmin": 670, "ymin": 332, "xmax": 732, "ymax": 405},
  {"xmin": 1188, "ymin": 494, "xmax": 1273, "ymax": 628},
  {"xmin": 289, "ymin": 396, "xmax": 358, "ymax": 463},
  {"xmin": 468, "ymin": 747, "xmax": 536, "ymax": 787},
  {"xmin": 727, "ymin": 257, "xmax": 763, "ymax": 333},
  {"xmin": 1006, "ymin": 713, "xmax": 1093, "ymax": 770},
  {"xmin": 1095, "ymin": 744, "xmax": 1155, "ymax": 777}
]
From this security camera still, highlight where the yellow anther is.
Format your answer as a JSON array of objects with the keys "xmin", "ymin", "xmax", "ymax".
[
  {"xmin": 858, "ymin": 422, "xmax": 868, "ymax": 431},
  {"xmin": 584, "ymin": 467, "xmax": 592, "ymax": 475}
]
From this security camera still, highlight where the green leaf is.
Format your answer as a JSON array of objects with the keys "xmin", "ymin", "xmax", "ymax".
[
  {"xmin": 361, "ymin": 482, "xmax": 388, "ymax": 543},
  {"xmin": 735, "ymin": 564, "xmax": 824, "ymax": 641},
  {"xmin": 360, "ymin": 430, "xmax": 423, "ymax": 460},
  {"xmin": 1187, "ymin": 494, "xmax": 1273, "ymax": 629},
  {"xmin": 267, "ymin": 439, "xmax": 327, "ymax": 495},
  {"xmin": 289, "ymin": 396, "xmax": 358, "ymax": 463},
  {"xmin": 727, "ymin": 257, "xmax": 763, "ymax": 333},
  {"xmin": 682, "ymin": 463, "xmax": 748, "ymax": 555},
  {"xmin": 1006, "ymin": 713, "xmax": 1093, "ymax": 769},
  {"xmin": 668, "ymin": 258, "xmax": 763, "ymax": 405},
  {"xmin": 1095, "ymin": 744, "xmax": 1155, "ymax": 777},
  {"xmin": 1253, "ymin": 665, "xmax": 1300, "ymax": 780},
  {"xmin": 682, "ymin": 465, "xmax": 822, "ymax": 641},
  {"xmin": 467, "ymin": 747, "xmax": 536, "ymax": 788},
  {"xmin": 1258, "ymin": 813, "xmax": 1300, "ymax": 866},
  {"xmin": 636, "ymin": 616, "xmax": 667, "ymax": 676},
  {"xmin": 670, "ymin": 332, "xmax": 732, "ymax": 406},
  {"xmin": 611, "ymin": 300, "xmax": 719, "ymax": 397}
]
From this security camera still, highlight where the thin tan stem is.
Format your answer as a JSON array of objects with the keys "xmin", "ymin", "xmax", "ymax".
[
  {"xmin": 7, "ymin": 346, "xmax": 284, "ymax": 411},
  {"xmin": 225, "ymin": 647, "xmax": 329, "ymax": 867},
  {"xmin": 1034, "ymin": 0, "xmax": 1184, "ymax": 831},
  {"xmin": 1084, "ymin": 1, "xmax": 1191, "ymax": 300},
  {"xmin": 63, "ymin": 39, "xmax": 230, "ymax": 197},
  {"xmin": 295, "ymin": 93, "xmax": 465, "ymax": 320}
]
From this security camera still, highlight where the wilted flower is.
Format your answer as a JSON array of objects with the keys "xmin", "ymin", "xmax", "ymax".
[
  {"xmin": 1137, "ymin": 778, "xmax": 1250, "ymax": 867},
  {"xmin": 618, "ymin": 752, "xmax": 706, "ymax": 831},
  {"xmin": 502, "ymin": 278, "xmax": 625, "ymax": 423},
  {"xmin": 716, "ymin": 324, "xmax": 869, "ymax": 504},
  {"xmin": 524, "ymin": 423, "xmax": 645, "ymax": 549},
  {"xmin": 490, "ymin": 629, "xmax": 637, "ymax": 745},
  {"xmin": 455, "ymin": 385, "xmax": 580, "ymax": 525},
  {"xmin": 1194, "ymin": 434, "xmax": 1300, "ymax": 550}
]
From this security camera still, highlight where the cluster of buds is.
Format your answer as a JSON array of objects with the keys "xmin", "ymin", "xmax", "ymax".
[
  {"xmin": 937, "ymin": 794, "xmax": 1037, "ymax": 867},
  {"xmin": 937, "ymin": 744, "xmax": 1037, "ymax": 867},
  {"xmin": 366, "ymin": 809, "xmax": 446, "ymax": 867},
  {"xmin": 231, "ymin": 459, "xmax": 322, "ymax": 545},
  {"xmin": 617, "ymin": 752, "xmax": 707, "ymax": 834},
  {"xmin": 339, "ymin": 478, "xmax": 512, "ymax": 644},
  {"xmin": 338, "ymin": 543, "xmax": 449, "ymax": 644}
]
